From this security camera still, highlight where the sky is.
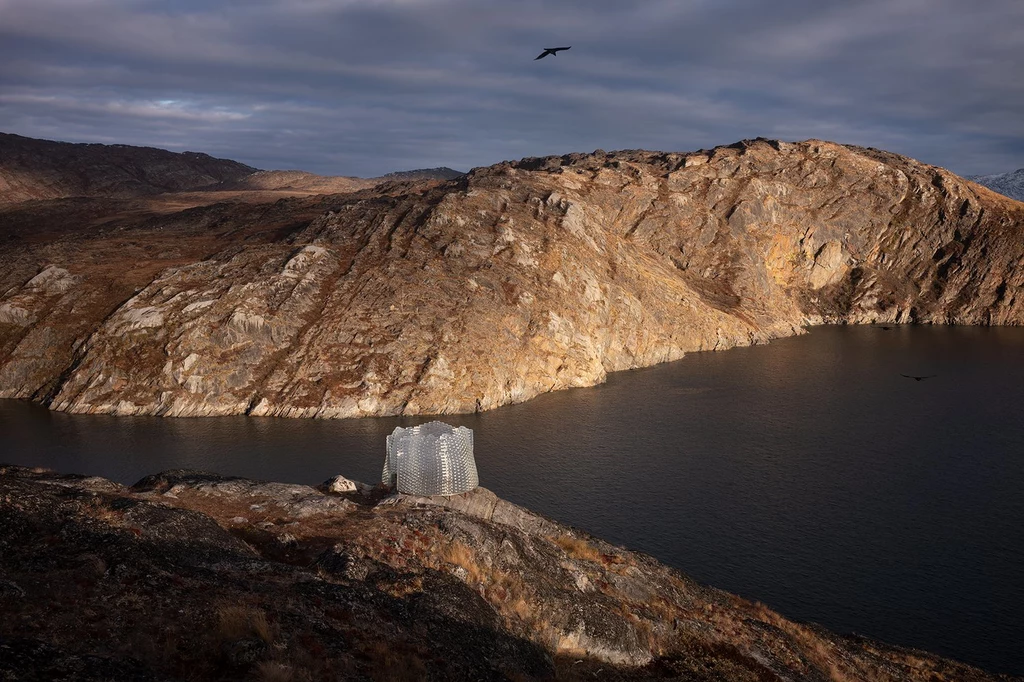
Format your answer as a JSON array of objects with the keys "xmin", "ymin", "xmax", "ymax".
[{"xmin": 1, "ymin": 0, "xmax": 1022, "ymax": 177}]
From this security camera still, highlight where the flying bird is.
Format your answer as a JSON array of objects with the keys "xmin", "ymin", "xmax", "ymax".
[
  {"xmin": 901, "ymin": 374, "xmax": 937, "ymax": 381},
  {"xmin": 535, "ymin": 46, "xmax": 571, "ymax": 60}
]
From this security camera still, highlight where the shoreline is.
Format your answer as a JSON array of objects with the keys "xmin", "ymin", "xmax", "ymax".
[
  {"xmin": 8, "ymin": 320, "xmax": 1024, "ymax": 421},
  {"xmin": 1, "ymin": 464, "xmax": 1016, "ymax": 681}
]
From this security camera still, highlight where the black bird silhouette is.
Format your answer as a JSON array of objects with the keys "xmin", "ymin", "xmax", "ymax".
[
  {"xmin": 901, "ymin": 374, "xmax": 937, "ymax": 381},
  {"xmin": 535, "ymin": 46, "xmax": 571, "ymax": 60}
]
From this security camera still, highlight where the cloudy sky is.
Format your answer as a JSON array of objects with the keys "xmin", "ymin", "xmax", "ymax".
[{"xmin": 1, "ymin": 0, "xmax": 1022, "ymax": 177}]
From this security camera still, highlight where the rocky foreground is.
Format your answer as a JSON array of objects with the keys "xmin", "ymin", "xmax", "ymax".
[
  {"xmin": 0, "ymin": 465, "xmax": 1015, "ymax": 681},
  {"xmin": 2, "ymin": 137, "xmax": 1024, "ymax": 418}
]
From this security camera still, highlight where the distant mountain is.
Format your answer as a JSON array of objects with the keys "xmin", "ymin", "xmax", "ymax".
[
  {"xmin": 378, "ymin": 167, "xmax": 464, "ymax": 182},
  {"xmin": 0, "ymin": 132, "xmax": 257, "ymax": 205},
  {"xmin": 0, "ymin": 133, "xmax": 466, "ymax": 207},
  {"xmin": 215, "ymin": 167, "xmax": 459, "ymax": 193},
  {"xmin": 968, "ymin": 168, "xmax": 1024, "ymax": 202},
  {"xmin": 219, "ymin": 169, "xmax": 377, "ymax": 194}
]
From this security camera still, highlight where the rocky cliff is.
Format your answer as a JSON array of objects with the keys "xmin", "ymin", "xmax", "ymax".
[
  {"xmin": 0, "ymin": 465, "xmax": 1014, "ymax": 681},
  {"xmin": 2, "ymin": 138, "xmax": 1024, "ymax": 417}
]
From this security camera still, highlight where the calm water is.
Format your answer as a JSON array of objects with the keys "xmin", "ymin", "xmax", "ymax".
[{"xmin": 3, "ymin": 325, "xmax": 1023, "ymax": 675}]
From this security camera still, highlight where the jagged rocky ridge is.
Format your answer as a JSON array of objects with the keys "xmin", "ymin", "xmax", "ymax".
[
  {"xmin": 2, "ymin": 138, "xmax": 1024, "ymax": 417},
  {"xmin": 0, "ymin": 465, "xmax": 1014, "ymax": 681}
]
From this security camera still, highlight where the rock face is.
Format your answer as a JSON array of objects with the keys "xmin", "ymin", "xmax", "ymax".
[
  {"xmin": 0, "ymin": 465, "xmax": 1012, "ymax": 681},
  {"xmin": 969, "ymin": 168, "xmax": 1024, "ymax": 202},
  {"xmin": 2, "ymin": 137, "xmax": 1024, "ymax": 417},
  {"xmin": 0, "ymin": 132, "xmax": 257, "ymax": 204}
]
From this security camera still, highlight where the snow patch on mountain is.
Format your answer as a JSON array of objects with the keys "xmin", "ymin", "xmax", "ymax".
[{"xmin": 968, "ymin": 169, "xmax": 1024, "ymax": 202}]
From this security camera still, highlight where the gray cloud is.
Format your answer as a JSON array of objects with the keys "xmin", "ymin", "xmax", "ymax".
[{"xmin": 1, "ymin": 0, "xmax": 1021, "ymax": 176}]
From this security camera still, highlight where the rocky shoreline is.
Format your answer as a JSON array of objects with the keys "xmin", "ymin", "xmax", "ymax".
[{"xmin": 0, "ymin": 465, "xmax": 1016, "ymax": 681}]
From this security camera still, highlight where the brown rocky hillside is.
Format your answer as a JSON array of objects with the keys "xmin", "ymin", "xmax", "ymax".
[
  {"xmin": 1, "ymin": 138, "xmax": 1023, "ymax": 417},
  {"xmin": 0, "ymin": 132, "xmax": 257, "ymax": 204},
  {"xmin": 0, "ymin": 465, "xmax": 1016, "ymax": 681}
]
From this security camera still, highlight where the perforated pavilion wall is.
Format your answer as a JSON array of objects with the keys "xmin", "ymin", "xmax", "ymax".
[{"xmin": 383, "ymin": 421, "xmax": 478, "ymax": 496}]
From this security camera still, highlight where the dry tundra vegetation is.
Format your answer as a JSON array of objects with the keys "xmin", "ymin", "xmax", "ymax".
[{"xmin": 0, "ymin": 465, "xmax": 1017, "ymax": 681}]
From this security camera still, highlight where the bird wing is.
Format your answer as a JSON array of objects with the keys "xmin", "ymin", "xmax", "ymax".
[
  {"xmin": 534, "ymin": 50, "xmax": 550, "ymax": 60},
  {"xmin": 552, "ymin": 46, "xmax": 571, "ymax": 51}
]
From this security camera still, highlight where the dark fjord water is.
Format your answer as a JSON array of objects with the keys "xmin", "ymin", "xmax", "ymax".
[{"xmin": 3, "ymin": 325, "xmax": 1023, "ymax": 675}]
